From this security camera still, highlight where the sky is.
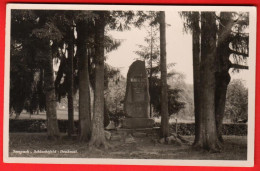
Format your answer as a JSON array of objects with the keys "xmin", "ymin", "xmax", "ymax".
[{"xmin": 106, "ymin": 11, "xmax": 249, "ymax": 85}]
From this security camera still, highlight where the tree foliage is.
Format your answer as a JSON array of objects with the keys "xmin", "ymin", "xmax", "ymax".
[
  {"xmin": 10, "ymin": 10, "xmax": 64, "ymax": 116},
  {"xmin": 150, "ymin": 76, "xmax": 185, "ymax": 116},
  {"xmin": 225, "ymin": 79, "xmax": 248, "ymax": 123},
  {"xmin": 135, "ymin": 18, "xmax": 185, "ymax": 118}
]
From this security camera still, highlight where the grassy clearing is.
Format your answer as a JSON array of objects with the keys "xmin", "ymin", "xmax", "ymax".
[{"xmin": 9, "ymin": 133, "xmax": 247, "ymax": 160}]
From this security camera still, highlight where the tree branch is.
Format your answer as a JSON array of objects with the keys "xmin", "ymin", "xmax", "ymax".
[
  {"xmin": 231, "ymin": 31, "xmax": 249, "ymax": 36},
  {"xmin": 230, "ymin": 63, "xmax": 249, "ymax": 70},
  {"xmin": 229, "ymin": 49, "xmax": 249, "ymax": 57}
]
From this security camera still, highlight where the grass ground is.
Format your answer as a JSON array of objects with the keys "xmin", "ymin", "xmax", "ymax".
[
  {"xmin": 9, "ymin": 133, "xmax": 247, "ymax": 160},
  {"xmin": 10, "ymin": 110, "xmax": 79, "ymax": 120}
]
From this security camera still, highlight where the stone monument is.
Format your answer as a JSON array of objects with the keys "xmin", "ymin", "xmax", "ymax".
[{"xmin": 122, "ymin": 60, "xmax": 155, "ymax": 129}]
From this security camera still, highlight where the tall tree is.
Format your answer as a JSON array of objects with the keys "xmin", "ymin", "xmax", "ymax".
[
  {"xmin": 149, "ymin": 26, "xmax": 154, "ymax": 117},
  {"xmin": 197, "ymin": 12, "xmax": 220, "ymax": 151},
  {"xmin": 215, "ymin": 12, "xmax": 249, "ymax": 142},
  {"xmin": 33, "ymin": 11, "xmax": 63, "ymax": 139},
  {"xmin": 76, "ymin": 19, "xmax": 92, "ymax": 141},
  {"xmin": 43, "ymin": 40, "xmax": 60, "ymax": 139},
  {"xmin": 159, "ymin": 11, "xmax": 169, "ymax": 138},
  {"xmin": 52, "ymin": 11, "xmax": 78, "ymax": 137},
  {"xmin": 179, "ymin": 12, "xmax": 201, "ymax": 145},
  {"xmin": 67, "ymin": 22, "xmax": 75, "ymax": 137},
  {"xmin": 86, "ymin": 10, "xmax": 145, "ymax": 146},
  {"xmin": 135, "ymin": 25, "xmax": 160, "ymax": 117},
  {"xmin": 89, "ymin": 11, "xmax": 109, "ymax": 148},
  {"xmin": 51, "ymin": 11, "xmax": 76, "ymax": 137},
  {"xmin": 215, "ymin": 12, "xmax": 233, "ymax": 142},
  {"xmin": 11, "ymin": 10, "xmax": 62, "ymax": 138},
  {"xmin": 135, "ymin": 18, "xmax": 185, "ymax": 119},
  {"xmin": 54, "ymin": 11, "xmax": 123, "ymax": 139},
  {"xmin": 191, "ymin": 12, "xmax": 201, "ymax": 146},
  {"xmin": 180, "ymin": 11, "xmax": 249, "ymax": 147},
  {"xmin": 10, "ymin": 10, "xmax": 38, "ymax": 118}
]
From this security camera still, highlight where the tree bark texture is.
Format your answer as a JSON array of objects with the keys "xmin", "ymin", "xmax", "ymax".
[
  {"xmin": 215, "ymin": 12, "xmax": 233, "ymax": 142},
  {"xmin": 77, "ymin": 21, "xmax": 92, "ymax": 142},
  {"xmin": 90, "ymin": 12, "xmax": 108, "ymax": 148},
  {"xmin": 192, "ymin": 12, "xmax": 202, "ymax": 145},
  {"xmin": 150, "ymin": 26, "xmax": 153, "ymax": 118},
  {"xmin": 44, "ymin": 41, "xmax": 60, "ymax": 139},
  {"xmin": 159, "ymin": 11, "xmax": 169, "ymax": 138},
  {"xmin": 67, "ymin": 25, "xmax": 75, "ymax": 137},
  {"xmin": 197, "ymin": 12, "xmax": 220, "ymax": 151}
]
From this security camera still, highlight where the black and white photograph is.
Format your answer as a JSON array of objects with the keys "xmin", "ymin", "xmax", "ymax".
[{"xmin": 3, "ymin": 4, "xmax": 256, "ymax": 166}]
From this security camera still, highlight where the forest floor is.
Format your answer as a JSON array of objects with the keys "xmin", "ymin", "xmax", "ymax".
[{"xmin": 9, "ymin": 133, "xmax": 247, "ymax": 160}]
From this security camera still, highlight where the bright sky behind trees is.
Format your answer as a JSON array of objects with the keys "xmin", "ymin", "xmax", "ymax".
[{"xmin": 106, "ymin": 11, "xmax": 249, "ymax": 85}]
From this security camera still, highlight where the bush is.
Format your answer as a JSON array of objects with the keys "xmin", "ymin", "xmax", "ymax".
[
  {"xmin": 28, "ymin": 120, "xmax": 47, "ymax": 132},
  {"xmin": 9, "ymin": 119, "xmax": 247, "ymax": 136},
  {"xmin": 9, "ymin": 119, "xmax": 79, "ymax": 133},
  {"xmin": 154, "ymin": 122, "xmax": 247, "ymax": 136}
]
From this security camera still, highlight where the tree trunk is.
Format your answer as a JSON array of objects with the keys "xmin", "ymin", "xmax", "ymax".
[
  {"xmin": 77, "ymin": 21, "xmax": 92, "ymax": 142},
  {"xmin": 38, "ymin": 68, "xmax": 45, "ymax": 111},
  {"xmin": 192, "ymin": 12, "xmax": 202, "ymax": 146},
  {"xmin": 44, "ymin": 41, "xmax": 60, "ymax": 139},
  {"xmin": 159, "ymin": 11, "xmax": 169, "ymax": 138},
  {"xmin": 89, "ymin": 12, "xmax": 109, "ymax": 148},
  {"xmin": 67, "ymin": 25, "xmax": 75, "ymax": 137},
  {"xmin": 197, "ymin": 12, "xmax": 220, "ymax": 151},
  {"xmin": 54, "ymin": 56, "xmax": 65, "ymax": 101},
  {"xmin": 215, "ymin": 72, "xmax": 230, "ymax": 142},
  {"xmin": 150, "ymin": 26, "xmax": 153, "ymax": 118},
  {"xmin": 215, "ymin": 12, "xmax": 232, "ymax": 142}
]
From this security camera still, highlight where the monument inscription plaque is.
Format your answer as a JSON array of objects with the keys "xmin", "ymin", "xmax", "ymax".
[{"xmin": 122, "ymin": 60, "xmax": 154, "ymax": 128}]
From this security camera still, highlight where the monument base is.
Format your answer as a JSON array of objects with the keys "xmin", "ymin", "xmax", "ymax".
[{"xmin": 121, "ymin": 118, "xmax": 155, "ymax": 129}]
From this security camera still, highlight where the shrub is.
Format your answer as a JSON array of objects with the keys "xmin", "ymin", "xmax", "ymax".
[
  {"xmin": 154, "ymin": 122, "xmax": 247, "ymax": 136},
  {"xmin": 9, "ymin": 119, "xmax": 247, "ymax": 136}
]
